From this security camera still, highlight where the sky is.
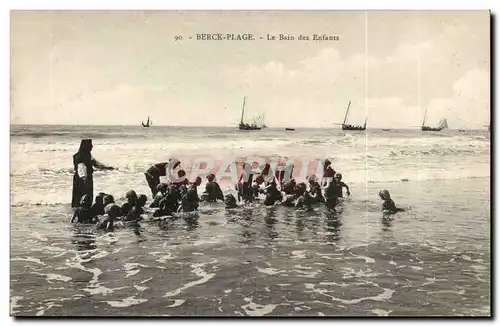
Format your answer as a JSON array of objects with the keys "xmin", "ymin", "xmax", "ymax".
[{"xmin": 10, "ymin": 10, "xmax": 490, "ymax": 128}]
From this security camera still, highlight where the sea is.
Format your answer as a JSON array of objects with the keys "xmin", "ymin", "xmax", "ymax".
[{"xmin": 10, "ymin": 125, "xmax": 491, "ymax": 316}]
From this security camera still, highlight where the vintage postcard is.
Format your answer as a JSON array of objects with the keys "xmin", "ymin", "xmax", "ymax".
[{"xmin": 10, "ymin": 10, "xmax": 490, "ymax": 317}]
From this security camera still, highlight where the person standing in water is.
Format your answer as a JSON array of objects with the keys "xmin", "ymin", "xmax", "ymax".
[
  {"xmin": 71, "ymin": 139, "xmax": 114, "ymax": 208},
  {"xmin": 333, "ymin": 173, "xmax": 351, "ymax": 198},
  {"xmin": 144, "ymin": 159, "xmax": 181, "ymax": 197},
  {"xmin": 321, "ymin": 159, "xmax": 336, "ymax": 187}
]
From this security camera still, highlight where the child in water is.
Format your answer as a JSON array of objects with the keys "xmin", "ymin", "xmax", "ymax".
[
  {"xmin": 237, "ymin": 163, "xmax": 255, "ymax": 203},
  {"xmin": 125, "ymin": 194, "xmax": 147, "ymax": 222},
  {"xmin": 295, "ymin": 191, "xmax": 314, "ymax": 211},
  {"xmin": 97, "ymin": 204, "xmax": 120, "ymax": 231},
  {"xmin": 201, "ymin": 173, "xmax": 224, "ymax": 202},
  {"xmin": 323, "ymin": 180, "xmax": 339, "ymax": 210},
  {"xmin": 103, "ymin": 194, "xmax": 115, "ymax": 207},
  {"xmin": 379, "ymin": 189, "xmax": 405, "ymax": 214},
  {"xmin": 307, "ymin": 175, "xmax": 324, "ymax": 203},
  {"xmin": 224, "ymin": 194, "xmax": 238, "ymax": 209},
  {"xmin": 263, "ymin": 179, "xmax": 283, "ymax": 206},
  {"xmin": 333, "ymin": 173, "xmax": 351, "ymax": 197},
  {"xmin": 91, "ymin": 193, "xmax": 105, "ymax": 216},
  {"xmin": 121, "ymin": 190, "xmax": 138, "ymax": 216},
  {"xmin": 71, "ymin": 194, "xmax": 97, "ymax": 224},
  {"xmin": 150, "ymin": 183, "xmax": 168, "ymax": 208},
  {"xmin": 282, "ymin": 179, "xmax": 297, "ymax": 195},
  {"xmin": 153, "ymin": 187, "xmax": 180, "ymax": 217},
  {"xmin": 179, "ymin": 177, "xmax": 202, "ymax": 212}
]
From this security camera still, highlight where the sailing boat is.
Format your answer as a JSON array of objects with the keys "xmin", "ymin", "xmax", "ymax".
[
  {"xmin": 142, "ymin": 116, "xmax": 152, "ymax": 128},
  {"xmin": 421, "ymin": 108, "xmax": 447, "ymax": 131},
  {"xmin": 238, "ymin": 97, "xmax": 261, "ymax": 131},
  {"xmin": 262, "ymin": 113, "xmax": 268, "ymax": 128},
  {"xmin": 341, "ymin": 101, "xmax": 367, "ymax": 131}
]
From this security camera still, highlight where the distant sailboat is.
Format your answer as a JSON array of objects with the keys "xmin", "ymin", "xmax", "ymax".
[
  {"xmin": 238, "ymin": 97, "xmax": 261, "ymax": 131},
  {"xmin": 142, "ymin": 116, "xmax": 152, "ymax": 128},
  {"xmin": 262, "ymin": 113, "xmax": 268, "ymax": 128},
  {"xmin": 341, "ymin": 101, "xmax": 367, "ymax": 131},
  {"xmin": 421, "ymin": 108, "xmax": 447, "ymax": 131}
]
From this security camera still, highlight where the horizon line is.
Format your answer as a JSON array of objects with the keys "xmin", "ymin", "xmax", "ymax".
[{"xmin": 9, "ymin": 123, "xmax": 488, "ymax": 130}]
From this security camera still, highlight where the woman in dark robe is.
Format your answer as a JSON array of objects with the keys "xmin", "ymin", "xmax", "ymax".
[{"xmin": 71, "ymin": 139, "xmax": 114, "ymax": 208}]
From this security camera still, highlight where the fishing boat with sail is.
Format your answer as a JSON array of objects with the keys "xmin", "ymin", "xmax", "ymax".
[
  {"xmin": 238, "ymin": 97, "xmax": 262, "ymax": 131},
  {"xmin": 261, "ymin": 113, "xmax": 268, "ymax": 129},
  {"xmin": 142, "ymin": 116, "xmax": 152, "ymax": 128},
  {"xmin": 341, "ymin": 101, "xmax": 367, "ymax": 131},
  {"xmin": 421, "ymin": 108, "xmax": 448, "ymax": 131}
]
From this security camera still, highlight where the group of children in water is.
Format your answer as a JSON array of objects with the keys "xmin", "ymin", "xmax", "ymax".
[
  {"xmin": 71, "ymin": 158, "xmax": 404, "ymax": 231},
  {"xmin": 70, "ymin": 190, "xmax": 148, "ymax": 231}
]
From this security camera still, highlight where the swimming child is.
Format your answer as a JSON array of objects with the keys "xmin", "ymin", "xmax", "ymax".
[
  {"xmin": 237, "ymin": 163, "xmax": 255, "ymax": 203},
  {"xmin": 153, "ymin": 188, "xmax": 180, "ymax": 217},
  {"xmin": 125, "ymin": 194, "xmax": 147, "ymax": 222},
  {"xmin": 282, "ymin": 178, "xmax": 297, "ymax": 195},
  {"xmin": 150, "ymin": 183, "xmax": 168, "ymax": 208},
  {"xmin": 103, "ymin": 194, "xmax": 115, "ymax": 206},
  {"xmin": 295, "ymin": 191, "xmax": 314, "ymax": 211},
  {"xmin": 71, "ymin": 194, "xmax": 96, "ymax": 224},
  {"xmin": 263, "ymin": 179, "xmax": 283, "ymax": 206},
  {"xmin": 91, "ymin": 193, "xmax": 105, "ymax": 216},
  {"xmin": 307, "ymin": 175, "xmax": 324, "ymax": 203},
  {"xmin": 97, "ymin": 204, "xmax": 120, "ymax": 231},
  {"xmin": 121, "ymin": 189, "xmax": 138, "ymax": 216},
  {"xmin": 201, "ymin": 173, "xmax": 224, "ymax": 202},
  {"xmin": 179, "ymin": 177, "xmax": 202, "ymax": 212},
  {"xmin": 224, "ymin": 194, "xmax": 238, "ymax": 209},
  {"xmin": 379, "ymin": 189, "xmax": 405, "ymax": 214}
]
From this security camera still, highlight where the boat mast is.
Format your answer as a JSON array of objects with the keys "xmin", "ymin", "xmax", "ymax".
[
  {"xmin": 240, "ymin": 97, "xmax": 246, "ymax": 124},
  {"xmin": 343, "ymin": 101, "xmax": 351, "ymax": 125},
  {"xmin": 422, "ymin": 108, "xmax": 427, "ymax": 127},
  {"xmin": 363, "ymin": 117, "xmax": 368, "ymax": 129}
]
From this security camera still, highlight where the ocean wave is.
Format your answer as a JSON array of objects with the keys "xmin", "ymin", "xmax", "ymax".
[
  {"xmin": 10, "ymin": 173, "xmax": 489, "ymax": 207},
  {"xmin": 389, "ymin": 147, "xmax": 487, "ymax": 157}
]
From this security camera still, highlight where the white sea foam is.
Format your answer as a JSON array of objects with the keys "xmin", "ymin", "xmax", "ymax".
[
  {"xmin": 372, "ymin": 309, "xmax": 392, "ymax": 316},
  {"xmin": 106, "ymin": 296, "xmax": 148, "ymax": 308},
  {"xmin": 241, "ymin": 297, "xmax": 279, "ymax": 316},
  {"xmin": 124, "ymin": 263, "xmax": 148, "ymax": 278},
  {"xmin": 81, "ymin": 285, "xmax": 129, "ymax": 296},
  {"xmin": 10, "ymin": 296, "xmax": 23, "ymax": 314},
  {"xmin": 349, "ymin": 253, "xmax": 376, "ymax": 264},
  {"xmin": 166, "ymin": 299, "xmax": 185, "ymax": 308},
  {"xmin": 33, "ymin": 272, "xmax": 72, "ymax": 283},
  {"xmin": 305, "ymin": 283, "xmax": 395, "ymax": 305},
  {"xmin": 11, "ymin": 257, "xmax": 46, "ymax": 266},
  {"xmin": 140, "ymin": 277, "xmax": 154, "ymax": 284},
  {"xmin": 291, "ymin": 250, "xmax": 307, "ymax": 259},
  {"xmin": 164, "ymin": 260, "xmax": 216, "ymax": 298},
  {"xmin": 133, "ymin": 285, "xmax": 149, "ymax": 292},
  {"xmin": 256, "ymin": 267, "xmax": 283, "ymax": 275}
]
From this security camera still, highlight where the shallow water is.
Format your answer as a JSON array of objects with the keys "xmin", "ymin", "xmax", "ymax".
[
  {"xmin": 10, "ymin": 125, "xmax": 490, "ymax": 316},
  {"xmin": 11, "ymin": 178, "xmax": 490, "ymax": 316}
]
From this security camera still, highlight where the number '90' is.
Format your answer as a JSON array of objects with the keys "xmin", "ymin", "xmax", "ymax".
[{"xmin": 174, "ymin": 35, "xmax": 183, "ymax": 41}]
